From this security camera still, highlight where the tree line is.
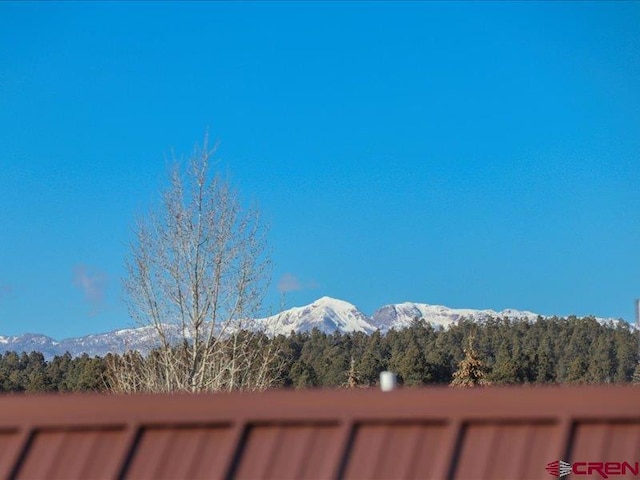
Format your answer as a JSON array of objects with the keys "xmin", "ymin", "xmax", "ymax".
[
  {"xmin": 0, "ymin": 315, "xmax": 637, "ymax": 393},
  {"xmin": 271, "ymin": 316, "xmax": 638, "ymax": 388}
]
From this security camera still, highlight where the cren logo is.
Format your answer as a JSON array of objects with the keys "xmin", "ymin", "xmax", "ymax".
[
  {"xmin": 546, "ymin": 460, "xmax": 572, "ymax": 477},
  {"xmin": 546, "ymin": 460, "xmax": 640, "ymax": 478}
]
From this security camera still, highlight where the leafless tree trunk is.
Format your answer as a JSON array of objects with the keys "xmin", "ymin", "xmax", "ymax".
[{"xmin": 109, "ymin": 137, "xmax": 278, "ymax": 393}]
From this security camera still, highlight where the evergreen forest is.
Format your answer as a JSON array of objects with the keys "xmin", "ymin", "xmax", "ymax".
[{"xmin": 0, "ymin": 316, "xmax": 638, "ymax": 393}]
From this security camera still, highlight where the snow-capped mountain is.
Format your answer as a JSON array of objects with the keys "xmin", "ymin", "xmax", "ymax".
[
  {"xmin": 258, "ymin": 296, "xmax": 376, "ymax": 336},
  {"xmin": 0, "ymin": 297, "xmax": 625, "ymax": 358},
  {"xmin": 0, "ymin": 334, "xmax": 61, "ymax": 359},
  {"xmin": 370, "ymin": 302, "xmax": 542, "ymax": 333},
  {"xmin": 0, "ymin": 326, "xmax": 162, "ymax": 360}
]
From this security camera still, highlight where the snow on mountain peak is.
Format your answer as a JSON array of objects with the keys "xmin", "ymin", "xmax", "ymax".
[
  {"xmin": 370, "ymin": 302, "xmax": 543, "ymax": 332},
  {"xmin": 258, "ymin": 297, "xmax": 376, "ymax": 336},
  {"xmin": 0, "ymin": 297, "xmax": 627, "ymax": 359},
  {"xmin": 311, "ymin": 296, "xmax": 359, "ymax": 311}
]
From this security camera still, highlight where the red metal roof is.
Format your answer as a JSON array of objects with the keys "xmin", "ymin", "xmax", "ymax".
[{"xmin": 0, "ymin": 386, "xmax": 639, "ymax": 479}]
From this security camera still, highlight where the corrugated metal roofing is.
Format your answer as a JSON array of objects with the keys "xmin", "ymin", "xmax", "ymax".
[{"xmin": 0, "ymin": 386, "xmax": 639, "ymax": 479}]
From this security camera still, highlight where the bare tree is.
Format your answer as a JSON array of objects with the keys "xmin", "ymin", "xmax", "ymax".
[{"xmin": 109, "ymin": 138, "xmax": 278, "ymax": 393}]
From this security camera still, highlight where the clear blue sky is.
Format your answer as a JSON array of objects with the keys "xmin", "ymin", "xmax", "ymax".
[{"xmin": 1, "ymin": 2, "xmax": 639, "ymax": 339}]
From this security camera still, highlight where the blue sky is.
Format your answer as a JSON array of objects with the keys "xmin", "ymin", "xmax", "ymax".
[{"xmin": 1, "ymin": 2, "xmax": 639, "ymax": 339}]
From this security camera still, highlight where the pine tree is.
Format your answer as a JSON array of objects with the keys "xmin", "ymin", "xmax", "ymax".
[
  {"xmin": 632, "ymin": 363, "xmax": 640, "ymax": 385},
  {"xmin": 450, "ymin": 337, "xmax": 490, "ymax": 387},
  {"xmin": 345, "ymin": 355, "xmax": 360, "ymax": 388},
  {"xmin": 565, "ymin": 357, "xmax": 588, "ymax": 384},
  {"xmin": 357, "ymin": 330, "xmax": 386, "ymax": 386},
  {"xmin": 535, "ymin": 334, "xmax": 556, "ymax": 384},
  {"xmin": 614, "ymin": 323, "xmax": 637, "ymax": 382},
  {"xmin": 289, "ymin": 360, "xmax": 317, "ymax": 388},
  {"xmin": 587, "ymin": 335, "xmax": 616, "ymax": 383},
  {"xmin": 389, "ymin": 332, "xmax": 430, "ymax": 386},
  {"xmin": 489, "ymin": 342, "xmax": 519, "ymax": 384}
]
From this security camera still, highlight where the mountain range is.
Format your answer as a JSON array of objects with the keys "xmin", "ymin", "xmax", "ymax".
[{"xmin": 0, "ymin": 296, "xmax": 622, "ymax": 359}]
